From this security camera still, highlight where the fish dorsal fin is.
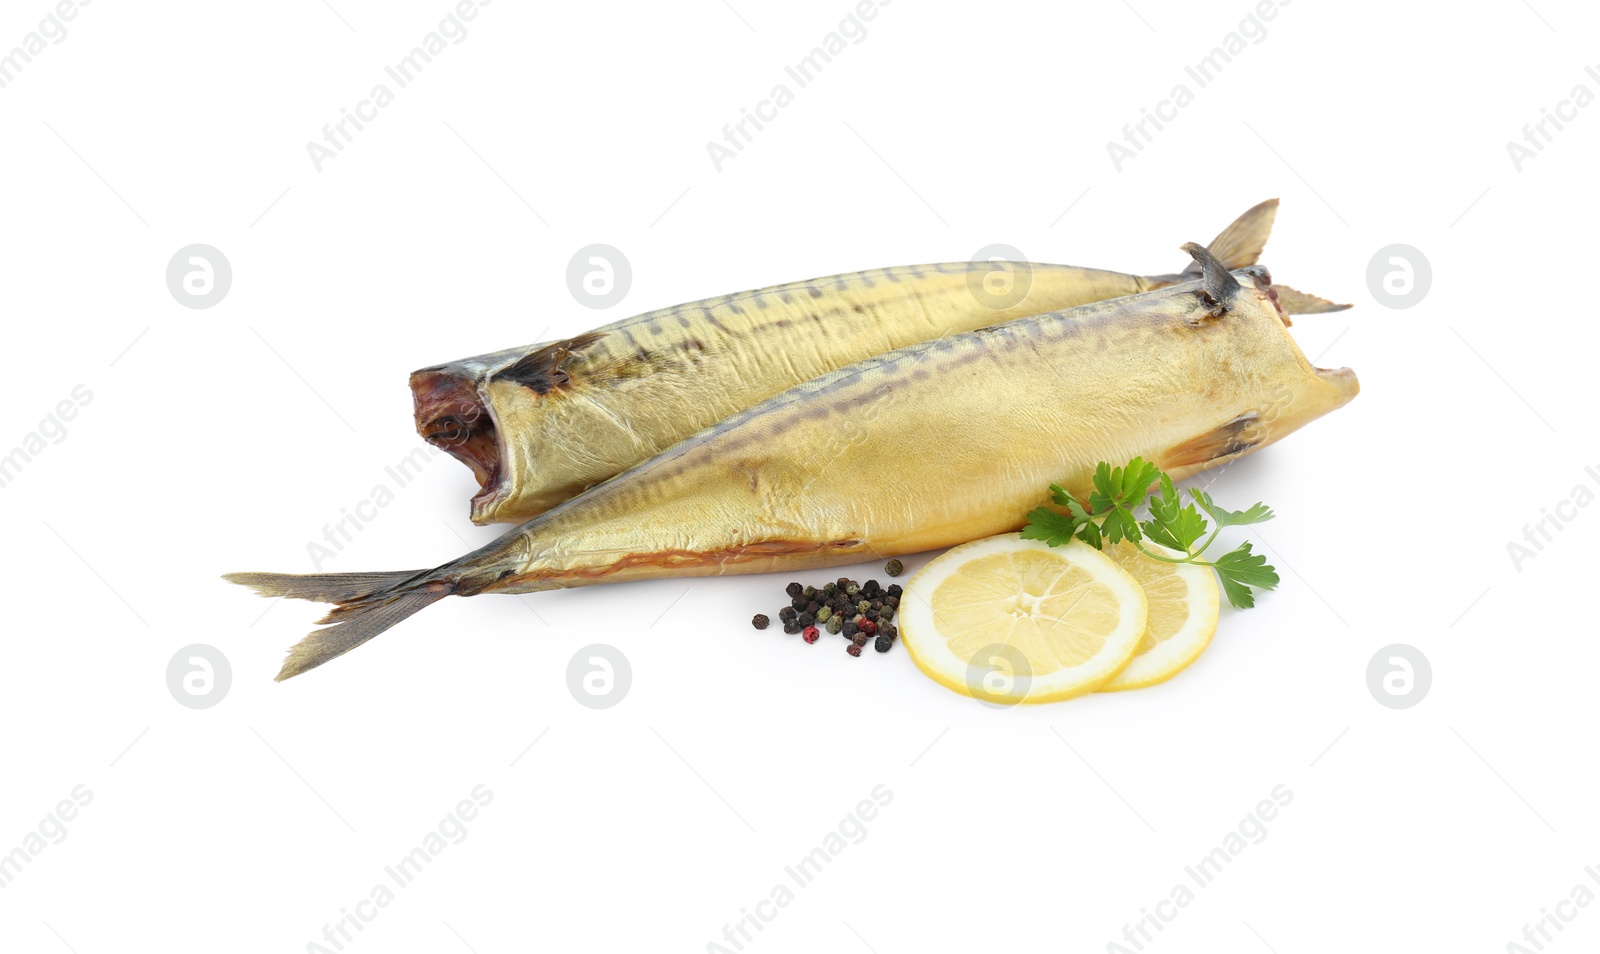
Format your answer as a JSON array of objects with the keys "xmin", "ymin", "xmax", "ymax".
[
  {"xmin": 492, "ymin": 331, "xmax": 605, "ymax": 394},
  {"xmin": 1180, "ymin": 241, "xmax": 1241, "ymax": 313}
]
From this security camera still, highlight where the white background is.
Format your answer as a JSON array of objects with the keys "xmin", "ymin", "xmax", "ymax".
[{"xmin": 1, "ymin": 0, "xmax": 1596, "ymax": 951}]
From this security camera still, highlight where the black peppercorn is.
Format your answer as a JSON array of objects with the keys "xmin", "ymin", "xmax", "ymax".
[
  {"xmin": 783, "ymin": 619, "xmax": 802, "ymax": 634},
  {"xmin": 779, "ymin": 606, "xmax": 797, "ymax": 621},
  {"xmin": 874, "ymin": 634, "xmax": 892, "ymax": 652},
  {"xmin": 797, "ymin": 612, "xmax": 815, "ymax": 627},
  {"xmin": 842, "ymin": 619, "xmax": 857, "ymax": 638},
  {"xmin": 786, "ymin": 581, "xmax": 804, "ymax": 599},
  {"xmin": 886, "ymin": 583, "xmax": 903, "ymax": 597},
  {"xmin": 752, "ymin": 614, "xmax": 770, "ymax": 630}
]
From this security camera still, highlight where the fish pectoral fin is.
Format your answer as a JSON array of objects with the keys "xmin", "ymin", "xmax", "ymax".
[
  {"xmin": 1179, "ymin": 242, "xmax": 1242, "ymax": 314},
  {"xmin": 1162, "ymin": 412, "xmax": 1262, "ymax": 470},
  {"xmin": 1270, "ymin": 284, "xmax": 1352, "ymax": 316},
  {"xmin": 1184, "ymin": 199, "xmax": 1278, "ymax": 274},
  {"xmin": 492, "ymin": 331, "xmax": 606, "ymax": 394}
]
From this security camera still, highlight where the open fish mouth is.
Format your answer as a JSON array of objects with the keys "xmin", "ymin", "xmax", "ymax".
[{"xmin": 410, "ymin": 367, "xmax": 506, "ymax": 516}]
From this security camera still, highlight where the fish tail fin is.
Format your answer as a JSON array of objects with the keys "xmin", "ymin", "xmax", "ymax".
[
  {"xmin": 223, "ymin": 569, "xmax": 454, "ymax": 680},
  {"xmin": 1269, "ymin": 284, "xmax": 1352, "ymax": 315},
  {"xmin": 1185, "ymin": 199, "xmax": 1279, "ymax": 274}
]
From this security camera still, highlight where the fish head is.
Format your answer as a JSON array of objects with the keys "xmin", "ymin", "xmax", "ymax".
[{"xmin": 1217, "ymin": 264, "xmax": 1358, "ymax": 452}]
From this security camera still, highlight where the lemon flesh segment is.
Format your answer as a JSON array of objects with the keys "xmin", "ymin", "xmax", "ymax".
[
  {"xmin": 898, "ymin": 534, "xmax": 1148, "ymax": 704},
  {"xmin": 1096, "ymin": 541, "xmax": 1220, "ymax": 692}
]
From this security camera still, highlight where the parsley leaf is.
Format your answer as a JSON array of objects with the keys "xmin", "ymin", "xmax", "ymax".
[{"xmin": 1022, "ymin": 458, "xmax": 1280, "ymax": 610}]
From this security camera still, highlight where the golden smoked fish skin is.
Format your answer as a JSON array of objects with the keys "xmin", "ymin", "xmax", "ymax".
[
  {"xmin": 410, "ymin": 202, "xmax": 1325, "ymax": 525},
  {"xmin": 230, "ymin": 248, "xmax": 1357, "ymax": 680}
]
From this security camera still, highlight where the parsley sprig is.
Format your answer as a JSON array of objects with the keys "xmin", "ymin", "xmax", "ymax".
[{"xmin": 1021, "ymin": 458, "xmax": 1280, "ymax": 609}]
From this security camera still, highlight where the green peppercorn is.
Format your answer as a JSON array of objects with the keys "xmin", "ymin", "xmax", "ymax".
[
  {"xmin": 803, "ymin": 585, "xmax": 817, "ymax": 600},
  {"xmin": 817, "ymin": 606, "xmax": 833, "ymax": 623},
  {"xmin": 885, "ymin": 559, "xmax": 904, "ymax": 577},
  {"xmin": 857, "ymin": 600, "xmax": 871, "ymax": 615},
  {"xmin": 824, "ymin": 581, "xmax": 837, "ymax": 594},
  {"xmin": 826, "ymin": 616, "xmax": 843, "ymax": 634},
  {"xmin": 845, "ymin": 583, "xmax": 860, "ymax": 597}
]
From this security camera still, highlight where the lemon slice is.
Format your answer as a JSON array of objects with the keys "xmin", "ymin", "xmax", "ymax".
[
  {"xmin": 1097, "ymin": 541, "xmax": 1220, "ymax": 692},
  {"xmin": 897, "ymin": 533, "xmax": 1147, "ymax": 704}
]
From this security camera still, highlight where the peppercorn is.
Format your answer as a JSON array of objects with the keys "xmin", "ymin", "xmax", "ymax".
[
  {"xmin": 864, "ymin": 579, "xmax": 881, "ymax": 595},
  {"xmin": 842, "ymin": 619, "xmax": 857, "ymax": 638},
  {"xmin": 791, "ymin": 598, "xmax": 808, "ymax": 613},
  {"xmin": 797, "ymin": 613, "xmax": 815, "ymax": 628},
  {"xmin": 884, "ymin": 595, "xmax": 899, "ymax": 609},
  {"xmin": 860, "ymin": 619, "xmax": 877, "ymax": 636},
  {"xmin": 878, "ymin": 621, "xmax": 896, "ymax": 639},
  {"xmin": 886, "ymin": 583, "xmax": 903, "ymax": 597},
  {"xmin": 866, "ymin": 609, "xmax": 880, "ymax": 621},
  {"xmin": 752, "ymin": 613, "xmax": 770, "ymax": 630},
  {"xmin": 802, "ymin": 626, "xmax": 819, "ymax": 644},
  {"xmin": 805, "ymin": 601, "xmax": 821, "ymax": 615},
  {"xmin": 826, "ymin": 616, "xmax": 842, "ymax": 635},
  {"xmin": 803, "ymin": 585, "xmax": 817, "ymax": 600},
  {"xmin": 783, "ymin": 619, "xmax": 802, "ymax": 634},
  {"xmin": 846, "ymin": 642, "xmax": 863, "ymax": 657},
  {"xmin": 786, "ymin": 581, "xmax": 804, "ymax": 599},
  {"xmin": 837, "ymin": 576, "xmax": 851, "ymax": 588},
  {"xmin": 885, "ymin": 559, "xmax": 904, "ymax": 577},
  {"xmin": 874, "ymin": 634, "xmax": 892, "ymax": 653},
  {"xmin": 824, "ymin": 581, "xmax": 837, "ymax": 594},
  {"xmin": 779, "ymin": 604, "xmax": 797, "ymax": 619},
  {"xmin": 816, "ymin": 606, "xmax": 832, "ymax": 623}
]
